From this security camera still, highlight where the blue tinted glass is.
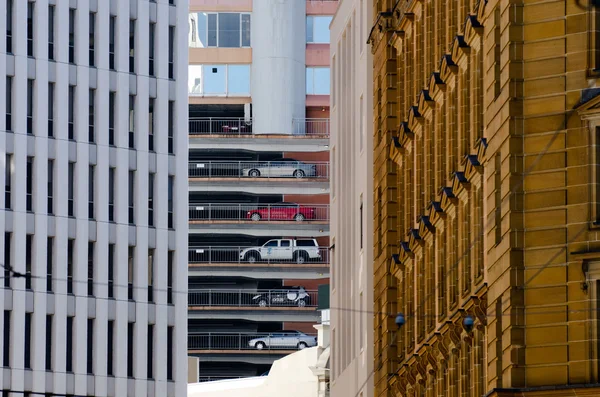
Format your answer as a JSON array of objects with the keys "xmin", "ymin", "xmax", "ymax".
[
  {"xmin": 197, "ymin": 13, "xmax": 207, "ymax": 47},
  {"xmin": 313, "ymin": 68, "xmax": 330, "ymax": 95},
  {"xmin": 227, "ymin": 65, "xmax": 250, "ymax": 95},
  {"xmin": 306, "ymin": 68, "xmax": 314, "ymax": 94},
  {"xmin": 203, "ymin": 65, "xmax": 226, "ymax": 94},
  {"xmin": 306, "ymin": 17, "xmax": 313, "ymax": 42},
  {"xmin": 312, "ymin": 16, "xmax": 332, "ymax": 43}
]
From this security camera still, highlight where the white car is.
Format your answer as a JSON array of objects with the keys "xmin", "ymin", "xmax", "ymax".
[
  {"xmin": 240, "ymin": 239, "xmax": 321, "ymax": 264},
  {"xmin": 241, "ymin": 158, "xmax": 317, "ymax": 178},
  {"xmin": 248, "ymin": 331, "xmax": 317, "ymax": 350}
]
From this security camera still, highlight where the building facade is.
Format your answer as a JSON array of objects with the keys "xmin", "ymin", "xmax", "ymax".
[
  {"xmin": 370, "ymin": 0, "xmax": 600, "ymax": 396},
  {"xmin": 186, "ymin": 0, "xmax": 335, "ymax": 381},
  {"xmin": 330, "ymin": 0, "xmax": 374, "ymax": 396},
  {"xmin": 0, "ymin": 0, "xmax": 189, "ymax": 396}
]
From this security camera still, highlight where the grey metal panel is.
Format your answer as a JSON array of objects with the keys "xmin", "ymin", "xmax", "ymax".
[
  {"xmin": 148, "ymin": 305, "xmax": 156, "ymax": 324},
  {"xmin": 107, "ymin": 377, "xmax": 115, "ymax": 397},
  {"xmin": 48, "ymin": 61, "xmax": 56, "ymax": 82},
  {"xmin": 47, "ymin": 216, "xmax": 55, "ymax": 237},
  {"xmin": 69, "ymin": 141, "xmax": 78, "ymax": 162},
  {"xmin": 88, "ymin": 297, "xmax": 96, "ymax": 318},
  {"xmin": 89, "ymin": 144, "xmax": 97, "ymax": 165},
  {"xmin": 148, "ymin": 381, "xmax": 155, "ymax": 397},
  {"xmin": 148, "ymin": 152, "xmax": 157, "ymax": 173},
  {"xmin": 3, "ymin": 290, "xmax": 12, "ymax": 310},
  {"xmin": 130, "ymin": 0, "xmax": 138, "ymax": 19},
  {"xmin": 108, "ymin": 223, "xmax": 117, "ymax": 244},
  {"xmin": 47, "ymin": 136, "xmax": 55, "ymax": 158},
  {"xmin": 69, "ymin": 0, "xmax": 77, "ymax": 9},
  {"xmin": 68, "ymin": 218, "xmax": 77, "ymax": 239},
  {"xmin": 169, "ymin": 5, "xmax": 177, "ymax": 26},
  {"xmin": 148, "ymin": 227, "xmax": 156, "ymax": 249},
  {"xmin": 5, "ymin": 54, "xmax": 14, "ymax": 76},
  {"xmin": 129, "ymin": 74, "xmax": 137, "ymax": 95},
  {"xmin": 88, "ymin": 221, "xmax": 97, "ymax": 241},
  {"xmin": 169, "ymin": 79, "xmax": 177, "ymax": 101},
  {"xmin": 4, "ymin": 213, "xmax": 12, "ymax": 232},
  {"xmin": 109, "ymin": 147, "xmax": 117, "ymax": 168},
  {"xmin": 168, "ymin": 305, "xmax": 175, "ymax": 326},
  {"xmin": 27, "ymin": 58, "xmax": 36, "ymax": 79},
  {"xmin": 149, "ymin": 2, "xmax": 157, "ymax": 23},
  {"xmin": 149, "ymin": 77, "xmax": 157, "ymax": 98},
  {"xmin": 25, "ymin": 292, "xmax": 34, "ymax": 312},
  {"xmin": 128, "ymin": 225, "xmax": 136, "ymax": 246},
  {"xmin": 167, "ymin": 383, "xmax": 175, "ymax": 397},
  {"xmin": 45, "ymin": 371, "xmax": 53, "ymax": 392},
  {"xmin": 46, "ymin": 293, "xmax": 55, "ymax": 314},
  {"xmin": 69, "ymin": 64, "xmax": 77, "ymax": 85},
  {"xmin": 128, "ymin": 302, "xmax": 136, "ymax": 322},
  {"xmin": 26, "ymin": 213, "xmax": 35, "ymax": 234},
  {"xmin": 107, "ymin": 299, "xmax": 116, "ymax": 320},
  {"xmin": 5, "ymin": 132, "xmax": 14, "ymax": 153},
  {"xmin": 23, "ymin": 370, "xmax": 32, "ymax": 392},
  {"xmin": 168, "ymin": 230, "xmax": 176, "ymax": 251},
  {"xmin": 48, "ymin": 0, "xmax": 57, "ymax": 5},
  {"xmin": 87, "ymin": 375, "xmax": 95, "ymax": 397},
  {"xmin": 109, "ymin": 0, "xmax": 117, "ymax": 15},
  {"xmin": 129, "ymin": 149, "xmax": 137, "ymax": 170},
  {"xmin": 168, "ymin": 155, "xmax": 176, "ymax": 175},
  {"xmin": 67, "ymin": 295, "xmax": 76, "ymax": 316},
  {"xmin": 27, "ymin": 135, "xmax": 35, "ymax": 156},
  {"xmin": 66, "ymin": 373, "xmax": 74, "ymax": 395},
  {"xmin": 89, "ymin": 67, "xmax": 98, "ymax": 89},
  {"xmin": 109, "ymin": 71, "xmax": 117, "ymax": 91},
  {"xmin": 2, "ymin": 369, "xmax": 9, "ymax": 391},
  {"xmin": 89, "ymin": 0, "xmax": 98, "ymax": 12}
]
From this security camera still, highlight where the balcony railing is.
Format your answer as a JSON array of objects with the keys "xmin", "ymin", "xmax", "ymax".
[
  {"xmin": 188, "ymin": 332, "xmax": 318, "ymax": 351},
  {"xmin": 189, "ymin": 117, "xmax": 253, "ymax": 136},
  {"xmin": 198, "ymin": 376, "xmax": 245, "ymax": 382},
  {"xmin": 188, "ymin": 246, "xmax": 330, "ymax": 264},
  {"xmin": 292, "ymin": 118, "xmax": 330, "ymax": 137},
  {"xmin": 189, "ymin": 203, "xmax": 330, "ymax": 222},
  {"xmin": 188, "ymin": 161, "xmax": 330, "ymax": 179},
  {"xmin": 188, "ymin": 117, "xmax": 330, "ymax": 137},
  {"xmin": 188, "ymin": 288, "xmax": 319, "ymax": 308}
]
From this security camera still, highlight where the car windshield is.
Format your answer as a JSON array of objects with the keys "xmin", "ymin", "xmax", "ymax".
[{"xmin": 264, "ymin": 240, "xmax": 278, "ymax": 247}]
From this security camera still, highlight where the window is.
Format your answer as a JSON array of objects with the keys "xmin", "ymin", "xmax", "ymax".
[
  {"xmin": 89, "ymin": 13, "xmax": 96, "ymax": 66},
  {"xmin": 167, "ymin": 326, "xmax": 174, "ymax": 380},
  {"xmin": 87, "ymin": 242, "xmax": 94, "ymax": 296},
  {"xmin": 360, "ymin": 197, "xmax": 363, "ymax": 249},
  {"xmin": 68, "ymin": 85, "xmax": 75, "ymax": 140},
  {"xmin": 147, "ymin": 324, "xmax": 154, "ymax": 378},
  {"xmin": 149, "ymin": 23, "xmax": 156, "ymax": 76},
  {"xmin": 26, "ymin": 157, "xmax": 33, "ymax": 212},
  {"xmin": 129, "ymin": 95, "xmax": 135, "ymax": 149},
  {"xmin": 359, "ymin": 293, "xmax": 364, "ymax": 349},
  {"xmin": 127, "ymin": 322, "xmax": 134, "ymax": 377},
  {"xmin": 169, "ymin": 26, "xmax": 175, "ymax": 79},
  {"xmin": 6, "ymin": 0, "xmax": 13, "ymax": 53},
  {"xmin": 306, "ymin": 16, "xmax": 332, "ymax": 43},
  {"xmin": 148, "ymin": 173, "xmax": 155, "ymax": 227},
  {"xmin": 493, "ymin": 8, "xmax": 500, "ymax": 98},
  {"xmin": 27, "ymin": 2, "xmax": 34, "ymax": 56},
  {"xmin": 148, "ymin": 99, "xmax": 155, "ymax": 151},
  {"xmin": 87, "ymin": 318, "xmax": 94, "ymax": 374},
  {"xmin": 129, "ymin": 171, "xmax": 135, "ymax": 224},
  {"xmin": 168, "ymin": 176, "xmax": 174, "ymax": 229},
  {"xmin": 167, "ymin": 251, "xmax": 174, "ymax": 304},
  {"xmin": 67, "ymin": 239, "xmax": 74, "ymax": 294},
  {"xmin": 89, "ymin": 89, "xmax": 95, "ymax": 142},
  {"xmin": 109, "ymin": 92, "xmax": 115, "ymax": 145},
  {"xmin": 306, "ymin": 67, "xmax": 331, "ymax": 95},
  {"xmin": 4, "ymin": 154, "xmax": 11, "ymax": 210},
  {"xmin": 66, "ymin": 316, "xmax": 74, "ymax": 372},
  {"xmin": 45, "ymin": 315, "xmax": 52, "ymax": 370},
  {"xmin": 69, "ymin": 9, "xmax": 75, "ymax": 63},
  {"xmin": 3, "ymin": 311, "xmax": 10, "ymax": 366},
  {"xmin": 46, "ymin": 237, "xmax": 53, "ymax": 292},
  {"xmin": 494, "ymin": 152, "xmax": 502, "ymax": 244},
  {"xmin": 188, "ymin": 64, "xmax": 251, "ymax": 96},
  {"xmin": 108, "ymin": 168, "xmax": 115, "ymax": 222},
  {"xmin": 89, "ymin": 165, "xmax": 94, "ymax": 219},
  {"xmin": 6, "ymin": 76, "xmax": 12, "ymax": 131},
  {"xmin": 108, "ymin": 244, "xmax": 115, "ymax": 298},
  {"xmin": 107, "ymin": 320, "xmax": 114, "ymax": 376},
  {"xmin": 48, "ymin": 6, "xmax": 55, "ymax": 60},
  {"xmin": 190, "ymin": 13, "xmax": 251, "ymax": 48},
  {"xmin": 24, "ymin": 313, "xmax": 31, "ymax": 369},
  {"xmin": 48, "ymin": 160, "xmax": 53, "ymax": 214},
  {"xmin": 4, "ymin": 233, "xmax": 11, "ymax": 288},
  {"xmin": 68, "ymin": 162, "xmax": 75, "ymax": 216},
  {"xmin": 25, "ymin": 235, "xmax": 32, "ymax": 290},
  {"xmin": 168, "ymin": 101, "xmax": 175, "ymax": 154},
  {"xmin": 109, "ymin": 16, "xmax": 116, "ymax": 70},
  {"xmin": 128, "ymin": 246, "xmax": 134, "ymax": 300},
  {"xmin": 148, "ymin": 249, "xmax": 154, "ymax": 302},
  {"xmin": 48, "ymin": 83, "xmax": 54, "ymax": 137},
  {"xmin": 359, "ymin": 95, "xmax": 364, "ymax": 151},
  {"xmin": 27, "ymin": 79, "xmax": 33, "ymax": 134},
  {"xmin": 129, "ymin": 20, "xmax": 136, "ymax": 73}
]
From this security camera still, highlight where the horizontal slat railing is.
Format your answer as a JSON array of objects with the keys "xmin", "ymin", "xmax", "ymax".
[
  {"xmin": 292, "ymin": 118, "xmax": 330, "ymax": 137},
  {"xmin": 188, "ymin": 289, "xmax": 318, "ymax": 308},
  {"xmin": 188, "ymin": 246, "xmax": 330, "ymax": 264},
  {"xmin": 189, "ymin": 117, "xmax": 253, "ymax": 136},
  {"xmin": 188, "ymin": 332, "xmax": 318, "ymax": 351},
  {"xmin": 198, "ymin": 376, "xmax": 245, "ymax": 382},
  {"xmin": 189, "ymin": 203, "xmax": 330, "ymax": 222},
  {"xmin": 188, "ymin": 161, "xmax": 329, "ymax": 179}
]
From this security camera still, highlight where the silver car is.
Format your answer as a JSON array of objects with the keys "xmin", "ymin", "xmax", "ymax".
[
  {"xmin": 242, "ymin": 158, "xmax": 317, "ymax": 178},
  {"xmin": 248, "ymin": 331, "xmax": 317, "ymax": 350}
]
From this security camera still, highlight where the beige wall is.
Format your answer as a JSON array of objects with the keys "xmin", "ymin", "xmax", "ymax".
[{"xmin": 329, "ymin": 0, "xmax": 373, "ymax": 396}]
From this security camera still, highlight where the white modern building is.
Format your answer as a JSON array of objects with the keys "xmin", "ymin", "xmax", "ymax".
[
  {"xmin": 0, "ymin": 0, "xmax": 188, "ymax": 396},
  {"xmin": 330, "ymin": 0, "xmax": 374, "ymax": 396}
]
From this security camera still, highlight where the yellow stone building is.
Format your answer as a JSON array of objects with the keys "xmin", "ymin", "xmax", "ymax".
[{"xmin": 368, "ymin": 0, "xmax": 600, "ymax": 395}]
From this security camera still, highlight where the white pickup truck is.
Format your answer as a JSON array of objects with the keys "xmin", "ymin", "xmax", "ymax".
[{"xmin": 240, "ymin": 239, "xmax": 322, "ymax": 264}]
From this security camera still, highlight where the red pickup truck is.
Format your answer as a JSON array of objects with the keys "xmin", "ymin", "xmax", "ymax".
[{"xmin": 246, "ymin": 202, "xmax": 316, "ymax": 221}]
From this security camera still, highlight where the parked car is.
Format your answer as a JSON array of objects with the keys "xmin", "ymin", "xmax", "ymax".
[
  {"xmin": 248, "ymin": 331, "xmax": 317, "ymax": 350},
  {"xmin": 242, "ymin": 158, "xmax": 317, "ymax": 178},
  {"xmin": 252, "ymin": 286, "xmax": 311, "ymax": 307},
  {"xmin": 246, "ymin": 202, "xmax": 316, "ymax": 221},
  {"xmin": 239, "ymin": 239, "xmax": 321, "ymax": 264}
]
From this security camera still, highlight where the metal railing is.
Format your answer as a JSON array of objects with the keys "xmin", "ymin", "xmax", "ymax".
[
  {"xmin": 188, "ymin": 288, "xmax": 319, "ymax": 308},
  {"xmin": 188, "ymin": 332, "xmax": 318, "ymax": 351},
  {"xmin": 188, "ymin": 161, "xmax": 330, "ymax": 179},
  {"xmin": 188, "ymin": 246, "xmax": 330, "ymax": 264},
  {"xmin": 189, "ymin": 203, "xmax": 330, "ymax": 222},
  {"xmin": 189, "ymin": 117, "xmax": 253, "ymax": 136},
  {"xmin": 198, "ymin": 376, "xmax": 245, "ymax": 382},
  {"xmin": 292, "ymin": 118, "xmax": 330, "ymax": 137}
]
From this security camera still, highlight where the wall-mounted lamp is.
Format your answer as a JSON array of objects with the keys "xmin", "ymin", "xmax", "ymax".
[
  {"xmin": 395, "ymin": 313, "xmax": 405, "ymax": 329},
  {"xmin": 463, "ymin": 315, "xmax": 474, "ymax": 333}
]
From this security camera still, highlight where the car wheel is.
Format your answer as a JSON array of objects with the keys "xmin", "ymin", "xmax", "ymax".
[
  {"xmin": 294, "ymin": 213, "xmax": 305, "ymax": 222},
  {"xmin": 258, "ymin": 299, "xmax": 268, "ymax": 307},
  {"xmin": 245, "ymin": 252, "xmax": 259, "ymax": 263},
  {"xmin": 293, "ymin": 169, "xmax": 305, "ymax": 178},
  {"xmin": 297, "ymin": 299, "xmax": 306, "ymax": 307},
  {"xmin": 255, "ymin": 341, "xmax": 266, "ymax": 350},
  {"xmin": 249, "ymin": 169, "xmax": 260, "ymax": 177},
  {"xmin": 297, "ymin": 342, "xmax": 308, "ymax": 350},
  {"xmin": 250, "ymin": 213, "xmax": 262, "ymax": 221},
  {"xmin": 294, "ymin": 251, "xmax": 308, "ymax": 264}
]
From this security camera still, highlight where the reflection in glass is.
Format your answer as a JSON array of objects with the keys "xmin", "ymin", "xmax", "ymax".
[
  {"xmin": 242, "ymin": 14, "xmax": 251, "ymax": 47},
  {"xmin": 219, "ymin": 13, "xmax": 240, "ymax": 47},
  {"xmin": 307, "ymin": 16, "xmax": 333, "ymax": 44},
  {"xmin": 188, "ymin": 65, "xmax": 204, "ymax": 94},
  {"xmin": 306, "ymin": 67, "xmax": 331, "ymax": 95},
  {"xmin": 188, "ymin": 65, "xmax": 251, "ymax": 96},
  {"xmin": 203, "ymin": 65, "xmax": 226, "ymax": 94},
  {"xmin": 189, "ymin": 12, "xmax": 250, "ymax": 48}
]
